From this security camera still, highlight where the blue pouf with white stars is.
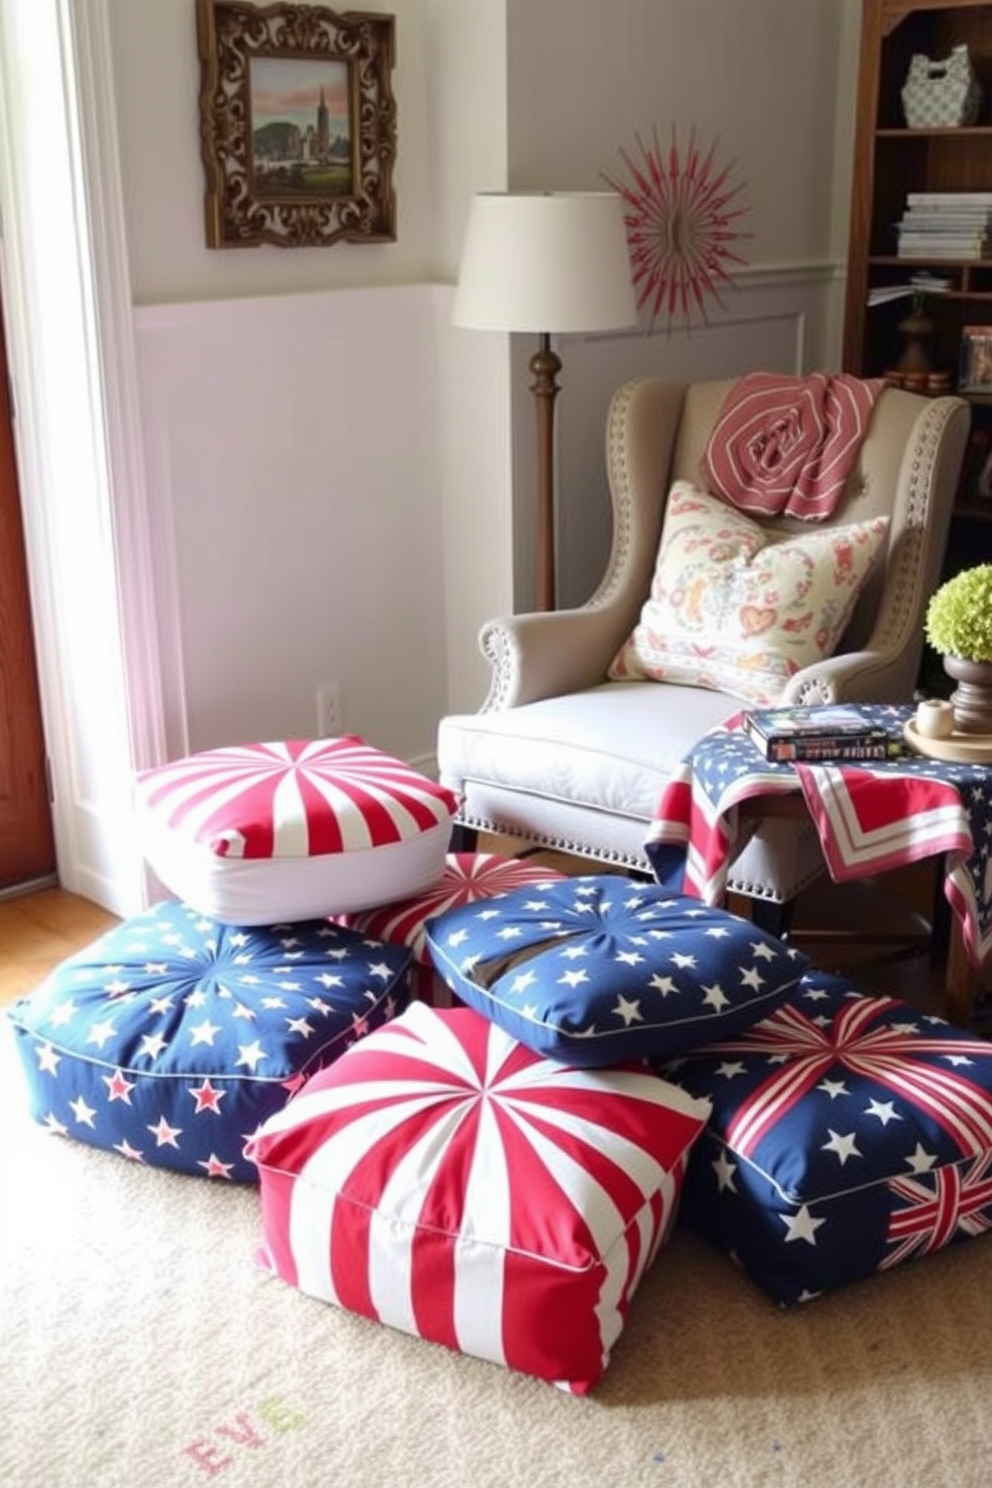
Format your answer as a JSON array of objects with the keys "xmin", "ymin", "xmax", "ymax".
[
  {"xmin": 5, "ymin": 901, "xmax": 412, "ymax": 1182},
  {"xmin": 424, "ymin": 874, "xmax": 808, "ymax": 1067}
]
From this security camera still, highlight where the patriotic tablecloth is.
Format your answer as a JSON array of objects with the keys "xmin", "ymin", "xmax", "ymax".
[{"xmin": 645, "ymin": 703, "xmax": 992, "ymax": 971}]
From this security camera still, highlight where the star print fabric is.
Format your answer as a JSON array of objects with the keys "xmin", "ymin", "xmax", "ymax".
[
  {"xmin": 660, "ymin": 972, "xmax": 992, "ymax": 1304},
  {"xmin": 646, "ymin": 702, "xmax": 992, "ymax": 969},
  {"xmin": 6, "ymin": 900, "xmax": 412, "ymax": 1181},
  {"xmin": 424, "ymin": 875, "xmax": 808, "ymax": 1067},
  {"xmin": 334, "ymin": 851, "xmax": 569, "ymax": 1006}
]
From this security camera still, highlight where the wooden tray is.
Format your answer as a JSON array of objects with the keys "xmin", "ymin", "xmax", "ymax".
[{"xmin": 903, "ymin": 719, "xmax": 992, "ymax": 764}]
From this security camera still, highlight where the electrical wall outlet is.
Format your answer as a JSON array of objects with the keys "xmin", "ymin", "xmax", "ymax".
[{"xmin": 316, "ymin": 681, "xmax": 343, "ymax": 737}]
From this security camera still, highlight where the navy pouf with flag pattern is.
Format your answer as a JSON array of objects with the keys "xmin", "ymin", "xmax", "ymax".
[
  {"xmin": 660, "ymin": 971, "xmax": 992, "ymax": 1305},
  {"xmin": 5, "ymin": 900, "xmax": 412, "ymax": 1182}
]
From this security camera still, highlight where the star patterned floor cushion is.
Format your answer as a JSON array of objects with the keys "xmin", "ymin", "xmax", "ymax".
[
  {"xmin": 659, "ymin": 972, "xmax": 992, "ymax": 1305},
  {"xmin": 246, "ymin": 1002, "xmax": 712, "ymax": 1393},
  {"xmin": 134, "ymin": 736, "xmax": 459, "ymax": 924},
  {"xmin": 5, "ymin": 900, "xmax": 412, "ymax": 1181},
  {"xmin": 424, "ymin": 875, "xmax": 808, "ymax": 1066},
  {"xmin": 334, "ymin": 852, "xmax": 568, "ymax": 1006}
]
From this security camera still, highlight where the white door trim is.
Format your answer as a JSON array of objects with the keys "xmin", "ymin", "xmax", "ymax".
[
  {"xmin": 0, "ymin": 0, "xmax": 172, "ymax": 914},
  {"xmin": 67, "ymin": 0, "xmax": 174, "ymax": 775}
]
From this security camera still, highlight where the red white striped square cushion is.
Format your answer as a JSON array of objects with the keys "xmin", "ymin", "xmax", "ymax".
[
  {"xmin": 134, "ymin": 737, "xmax": 458, "ymax": 925},
  {"xmin": 335, "ymin": 852, "xmax": 567, "ymax": 1006},
  {"xmin": 247, "ymin": 1002, "xmax": 711, "ymax": 1393}
]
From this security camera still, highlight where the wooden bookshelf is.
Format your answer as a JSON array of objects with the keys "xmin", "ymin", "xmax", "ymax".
[{"xmin": 844, "ymin": 2, "xmax": 992, "ymax": 547}]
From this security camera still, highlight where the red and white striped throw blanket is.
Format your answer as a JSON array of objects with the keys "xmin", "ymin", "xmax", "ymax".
[{"xmin": 703, "ymin": 371, "xmax": 886, "ymax": 520}]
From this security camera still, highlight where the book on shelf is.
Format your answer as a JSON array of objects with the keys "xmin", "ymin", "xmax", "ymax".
[
  {"xmin": 897, "ymin": 217, "xmax": 992, "ymax": 232},
  {"xmin": 899, "ymin": 205, "xmax": 992, "ymax": 218},
  {"xmin": 897, "ymin": 241, "xmax": 990, "ymax": 255},
  {"xmin": 867, "ymin": 273, "xmax": 953, "ymax": 306},
  {"xmin": 897, "ymin": 236, "xmax": 988, "ymax": 249},
  {"xmin": 906, "ymin": 191, "xmax": 992, "ymax": 206},
  {"xmin": 742, "ymin": 705, "xmax": 900, "ymax": 764},
  {"xmin": 897, "ymin": 243, "xmax": 987, "ymax": 261},
  {"xmin": 896, "ymin": 222, "xmax": 989, "ymax": 239}
]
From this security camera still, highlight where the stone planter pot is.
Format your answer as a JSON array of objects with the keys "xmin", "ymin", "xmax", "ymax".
[{"xmin": 943, "ymin": 654, "xmax": 992, "ymax": 734}]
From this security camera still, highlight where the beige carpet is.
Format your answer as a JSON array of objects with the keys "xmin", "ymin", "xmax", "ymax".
[{"xmin": 3, "ymin": 1024, "xmax": 992, "ymax": 1488}]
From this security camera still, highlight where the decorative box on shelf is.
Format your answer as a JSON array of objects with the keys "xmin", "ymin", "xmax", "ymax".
[{"xmin": 901, "ymin": 43, "xmax": 983, "ymax": 128}]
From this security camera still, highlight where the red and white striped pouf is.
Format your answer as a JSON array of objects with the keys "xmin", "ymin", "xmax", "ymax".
[
  {"xmin": 134, "ymin": 736, "xmax": 458, "ymax": 925},
  {"xmin": 335, "ymin": 852, "xmax": 567, "ymax": 1005},
  {"xmin": 247, "ymin": 1002, "xmax": 711, "ymax": 1394}
]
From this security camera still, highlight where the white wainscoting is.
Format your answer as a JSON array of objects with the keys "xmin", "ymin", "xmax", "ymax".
[
  {"xmin": 133, "ymin": 284, "xmax": 449, "ymax": 765},
  {"xmin": 133, "ymin": 265, "xmax": 844, "ymax": 773}
]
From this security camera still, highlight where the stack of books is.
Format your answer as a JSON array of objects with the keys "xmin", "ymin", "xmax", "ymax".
[
  {"xmin": 867, "ymin": 270, "xmax": 953, "ymax": 307},
  {"xmin": 742, "ymin": 705, "xmax": 902, "ymax": 763},
  {"xmin": 895, "ymin": 192, "xmax": 992, "ymax": 260}
]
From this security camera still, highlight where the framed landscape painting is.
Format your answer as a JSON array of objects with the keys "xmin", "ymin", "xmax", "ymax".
[{"xmin": 196, "ymin": 1, "xmax": 396, "ymax": 249}]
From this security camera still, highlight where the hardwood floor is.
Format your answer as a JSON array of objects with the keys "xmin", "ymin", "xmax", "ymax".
[
  {"xmin": 0, "ymin": 889, "xmax": 119, "ymax": 1008},
  {"xmin": 0, "ymin": 850, "xmax": 958, "ymax": 1022}
]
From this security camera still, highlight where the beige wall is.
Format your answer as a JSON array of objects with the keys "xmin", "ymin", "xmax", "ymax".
[
  {"xmin": 107, "ymin": 0, "xmax": 862, "ymax": 752},
  {"xmin": 109, "ymin": 0, "xmax": 434, "ymax": 302},
  {"xmin": 109, "ymin": 0, "xmax": 861, "ymax": 299},
  {"xmin": 505, "ymin": 0, "xmax": 852, "ymax": 261}
]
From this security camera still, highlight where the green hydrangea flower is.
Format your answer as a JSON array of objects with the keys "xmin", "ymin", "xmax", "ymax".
[{"xmin": 925, "ymin": 564, "xmax": 992, "ymax": 660}]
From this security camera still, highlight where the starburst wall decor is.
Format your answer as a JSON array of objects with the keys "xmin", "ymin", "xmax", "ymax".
[{"xmin": 603, "ymin": 127, "xmax": 752, "ymax": 332}]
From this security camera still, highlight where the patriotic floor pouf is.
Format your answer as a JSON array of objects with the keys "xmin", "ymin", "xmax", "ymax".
[
  {"xmin": 660, "ymin": 972, "xmax": 992, "ymax": 1306},
  {"xmin": 134, "ymin": 736, "xmax": 459, "ymax": 925},
  {"xmin": 247, "ymin": 1002, "xmax": 712, "ymax": 1393},
  {"xmin": 335, "ymin": 852, "xmax": 568, "ymax": 1006},
  {"xmin": 425, "ymin": 875, "xmax": 808, "ymax": 1066},
  {"xmin": 5, "ymin": 901, "xmax": 412, "ymax": 1182}
]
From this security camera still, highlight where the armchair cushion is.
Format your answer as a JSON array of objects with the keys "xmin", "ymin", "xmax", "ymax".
[{"xmin": 608, "ymin": 483, "xmax": 890, "ymax": 706}]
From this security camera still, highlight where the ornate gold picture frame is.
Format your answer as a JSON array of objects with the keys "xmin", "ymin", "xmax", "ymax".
[{"xmin": 196, "ymin": 1, "xmax": 396, "ymax": 249}]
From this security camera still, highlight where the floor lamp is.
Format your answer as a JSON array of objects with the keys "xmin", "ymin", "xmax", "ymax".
[{"xmin": 451, "ymin": 192, "xmax": 638, "ymax": 611}]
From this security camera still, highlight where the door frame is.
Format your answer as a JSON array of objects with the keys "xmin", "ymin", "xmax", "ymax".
[{"xmin": 0, "ymin": 0, "xmax": 173, "ymax": 915}]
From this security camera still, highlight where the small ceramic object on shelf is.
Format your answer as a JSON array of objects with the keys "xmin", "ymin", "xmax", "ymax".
[{"xmin": 915, "ymin": 697, "xmax": 954, "ymax": 740}]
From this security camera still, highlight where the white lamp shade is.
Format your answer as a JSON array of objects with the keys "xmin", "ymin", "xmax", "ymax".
[{"xmin": 452, "ymin": 191, "xmax": 638, "ymax": 334}]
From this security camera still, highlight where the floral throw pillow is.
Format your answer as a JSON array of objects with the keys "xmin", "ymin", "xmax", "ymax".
[{"xmin": 608, "ymin": 482, "xmax": 889, "ymax": 705}]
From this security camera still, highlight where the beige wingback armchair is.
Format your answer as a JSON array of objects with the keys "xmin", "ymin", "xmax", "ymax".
[{"xmin": 437, "ymin": 376, "xmax": 970, "ymax": 911}]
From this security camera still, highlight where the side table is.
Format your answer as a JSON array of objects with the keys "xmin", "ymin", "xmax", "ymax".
[{"xmin": 645, "ymin": 703, "xmax": 992, "ymax": 1028}]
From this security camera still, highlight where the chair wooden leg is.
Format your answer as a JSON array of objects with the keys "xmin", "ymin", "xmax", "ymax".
[
  {"xmin": 945, "ymin": 918, "xmax": 980, "ymax": 1029},
  {"xmin": 449, "ymin": 822, "xmax": 478, "ymax": 853},
  {"xmin": 930, "ymin": 859, "xmax": 951, "ymax": 965},
  {"xmin": 747, "ymin": 897, "xmax": 793, "ymax": 940}
]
